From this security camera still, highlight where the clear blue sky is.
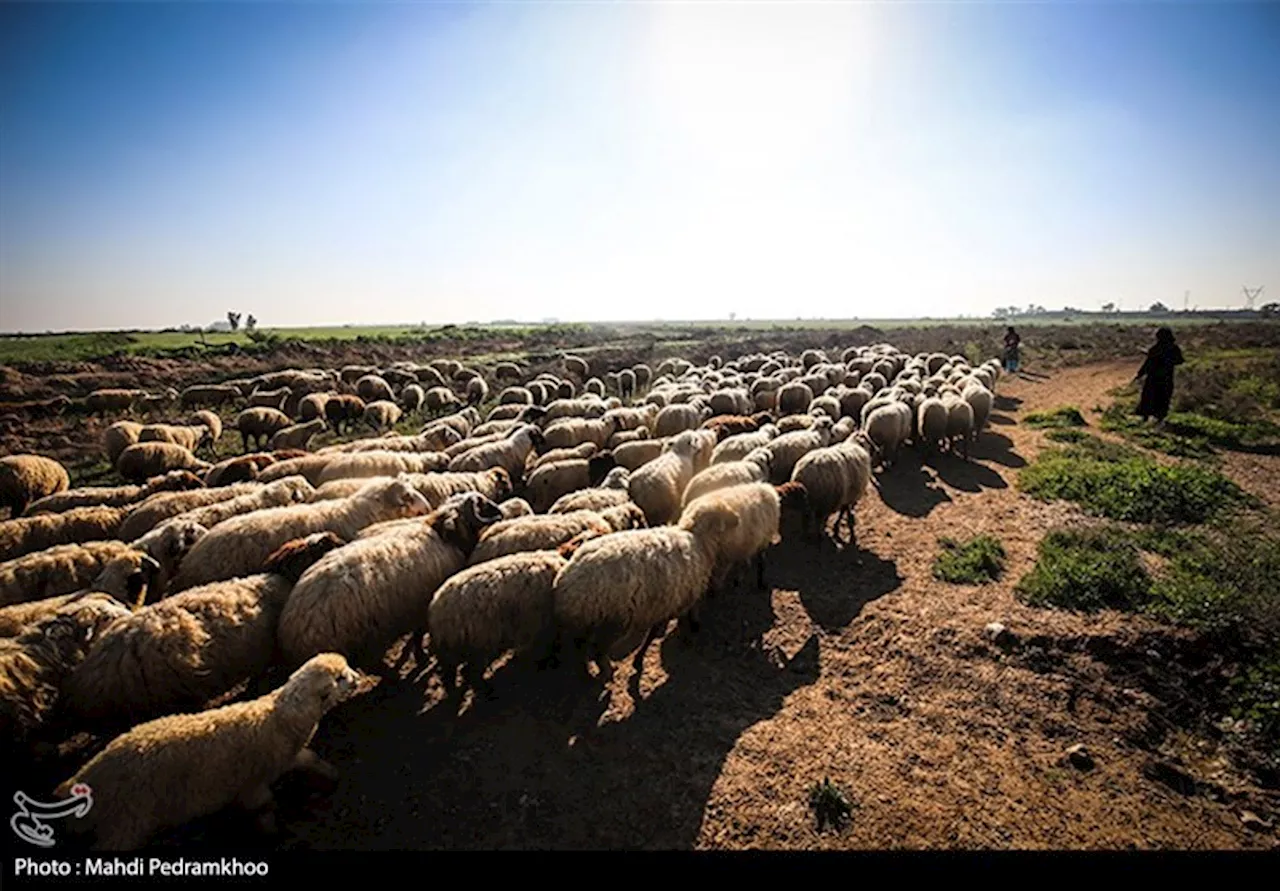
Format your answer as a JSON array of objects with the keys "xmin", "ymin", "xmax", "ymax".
[{"xmin": 1, "ymin": 0, "xmax": 1277, "ymax": 333}]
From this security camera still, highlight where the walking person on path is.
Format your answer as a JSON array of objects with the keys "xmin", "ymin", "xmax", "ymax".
[
  {"xmin": 1133, "ymin": 326, "xmax": 1184, "ymax": 429},
  {"xmin": 1002, "ymin": 327, "xmax": 1021, "ymax": 373}
]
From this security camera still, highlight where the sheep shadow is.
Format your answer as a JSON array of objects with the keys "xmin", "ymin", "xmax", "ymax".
[
  {"xmin": 873, "ymin": 451, "xmax": 952, "ymax": 518},
  {"xmin": 926, "ymin": 452, "xmax": 1009, "ymax": 493},
  {"xmin": 987, "ymin": 413, "xmax": 1016, "ymax": 426},
  {"xmin": 969, "ymin": 430, "xmax": 1026, "ymax": 468},
  {"xmin": 764, "ymin": 538, "xmax": 902, "ymax": 632},
  {"xmin": 154, "ymin": 609, "xmax": 821, "ymax": 851},
  {"xmin": 994, "ymin": 395, "xmax": 1023, "ymax": 412}
]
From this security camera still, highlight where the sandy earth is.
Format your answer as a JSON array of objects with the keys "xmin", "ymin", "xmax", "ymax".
[{"xmin": 16, "ymin": 360, "xmax": 1280, "ymax": 851}]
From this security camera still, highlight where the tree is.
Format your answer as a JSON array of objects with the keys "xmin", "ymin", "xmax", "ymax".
[
  {"xmin": 1261, "ymin": 302, "xmax": 1279, "ymax": 319},
  {"xmin": 227, "ymin": 311, "xmax": 242, "ymax": 331},
  {"xmin": 245, "ymin": 314, "xmax": 257, "ymax": 331},
  {"xmin": 1149, "ymin": 302, "xmax": 1169, "ymax": 313},
  {"xmin": 1101, "ymin": 302, "xmax": 1116, "ymax": 313}
]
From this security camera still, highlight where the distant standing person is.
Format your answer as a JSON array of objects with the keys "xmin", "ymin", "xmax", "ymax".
[
  {"xmin": 1002, "ymin": 327, "xmax": 1021, "ymax": 373},
  {"xmin": 1134, "ymin": 327, "xmax": 1184, "ymax": 428}
]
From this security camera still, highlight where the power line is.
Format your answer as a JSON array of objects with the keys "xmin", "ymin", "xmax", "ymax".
[{"xmin": 1243, "ymin": 285, "xmax": 1264, "ymax": 310}]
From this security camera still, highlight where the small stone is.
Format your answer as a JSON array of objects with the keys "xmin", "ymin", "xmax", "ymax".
[
  {"xmin": 1240, "ymin": 811, "xmax": 1273, "ymax": 832},
  {"xmin": 984, "ymin": 622, "xmax": 1017, "ymax": 648},
  {"xmin": 1065, "ymin": 743, "xmax": 1095, "ymax": 771}
]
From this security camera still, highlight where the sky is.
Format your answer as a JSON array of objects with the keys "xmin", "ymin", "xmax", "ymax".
[{"xmin": 1, "ymin": 0, "xmax": 1278, "ymax": 333}]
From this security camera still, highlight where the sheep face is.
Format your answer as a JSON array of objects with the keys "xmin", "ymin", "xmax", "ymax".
[
  {"xmin": 263, "ymin": 532, "xmax": 348, "ymax": 584},
  {"xmin": 432, "ymin": 492, "xmax": 505, "ymax": 554},
  {"xmin": 92, "ymin": 553, "xmax": 162, "ymax": 606},
  {"xmin": 281, "ymin": 652, "xmax": 363, "ymax": 711},
  {"xmin": 380, "ymin": 477, "xmax": 432, "ymax": 518}
]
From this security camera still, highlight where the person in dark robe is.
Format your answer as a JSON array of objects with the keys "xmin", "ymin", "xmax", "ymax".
[
  {"xmin": 1134, "ymin": 327, "xmax": 1184, "ymax": 427},
  {"xmin": 1002, "ymin": 327, "xmax": 1021, "ymax": 373}
]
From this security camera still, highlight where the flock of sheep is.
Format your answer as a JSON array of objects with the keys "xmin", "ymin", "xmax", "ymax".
[{"xmin": 0, "ymin": 342, "xmax": 1001, "ymax": 851}]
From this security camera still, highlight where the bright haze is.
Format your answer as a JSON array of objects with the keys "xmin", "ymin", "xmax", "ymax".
[{"xmin": 1, "ymin": 1, "xmax": 1277, "ymax": 333}]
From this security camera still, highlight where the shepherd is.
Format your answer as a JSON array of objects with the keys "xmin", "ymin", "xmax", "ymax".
[
  {"xmin": 1002, "ymin": 327, "xmax": 1021, "ymax": 373},
  {"xmin": 1133, "ymin": 327, "xmax": 1184, "ymax": 428}
]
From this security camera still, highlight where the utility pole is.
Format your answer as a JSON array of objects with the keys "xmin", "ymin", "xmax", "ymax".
[
  {"xmin": 1243, "ymin": 285, "xmax": 1264, "ymax": 310},
  {"xmin": 1184, "ymin": 290, "xmax": 1190, "ymax": 312}
]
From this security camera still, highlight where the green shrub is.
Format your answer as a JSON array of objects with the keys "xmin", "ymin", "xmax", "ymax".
[
  {"xmin": 807, "ymin": 778, "xmax": 853, "ymax": 833},
  {"xmin": 1023, "ymin": 406, "xmax": 1088, "ymax": 428},
  {"xmin": 933, "ymin": 535, "xmax": 1007, "ymax": 584},
  {"xmin": 1018, "ymin": 441, "xmax": 1245, "ymax": 524},
  {"xmin": 1016, "ymin": 528, "xmax": 1152, "ymax": 611},
  {"xmin": 1044, "ymin": 428, "xmax": 1089, "ymax": 443}
]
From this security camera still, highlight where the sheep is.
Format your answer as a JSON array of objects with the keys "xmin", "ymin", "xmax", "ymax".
[
  {"xmin": 962, "ymin": 382, "xmax": 993, "ymax": 443},
  {"xmin": 268, "ymin": 418, "xmax": 326, "ymax": 452},
  {"xmin": 681, "ymin": 449, "xmax": 771, "ymax": 508},
  {"xmin": 862, "ymin": 402, "xmax": 912, "ymax": 468},
  {"xmin": 102, "ymin": 421, "xmax": 144, "ymax": 466},
  {"xmin": 340, "ymin": 364, "xmax": 377, "ymax": 385},
  {"xmin": 447, "ymin": 424, "xmax": 543, "ymax": 484},
  {"xmin": 547, "ymin": 466, "xmax": 632, "ymax": 514},
  {"xmin": 355, "ymin": 374, "xmax": 395, "ymax": 404},
  {"xmin": 400, "ymin": 383, "xmax": 425, "ymax": 414},
  {"xmin": 465, "ymin": 376, "xmax": 490, "ymax": 406},
  {"xmin": 117, "ymin": 482, "xmax": 262, "ymax": 542},
  {"xmin": 0, "ymin": 455, "xmax": 70, "ymax": 519},
  {"xmin": 0, "ymin": 541, "xmax": 159, "ymax": 608},
  {"xmin": 22, "ymin": 470, "xmax": 203, "ymax": 517},
  {"xmin": 467, "ymin": 503, "xmax": 646, "ymax": 566},
  {"xmin": 124, "ymin": 518, "xmax": 208, "ymax": 601},
  {"xmin": 776, "ymin": 381, "xmax": 814, "ymax": 416},
  {"xmin": 156, "ymin": 477, "xmax": 315, "ymax": 536},
  {"xmin": 116, "ymin": 442, "xmax": 211, "ymax": 484},
  {"xmin": 710, "ymin": 424, "xmax": 779, "ymax": 465},
  {"xmin": 424, "ymin": 386, "xmax": 462, "ymax": 414},
  {"xmin": 471, "ymin": 418, "xmax": 518, "ymax": 438},
  {"xmin": 760, "ymin": 416, "xmax": 834, "ymax": 483},
  {"xmin": 1, "ymin": 595, "xmax": 132, "ymax": 752},
  {"xmin": 189, "ymin": 409, "xmax": 223, "ymax": 446},
  {"xmin": 172, "ymin": 477, "xmax": 431, "ymax": 591},
  {"xmin": 138, "ymin": 422, "xmax": 209, "ymax": 453},
  {"xmin": 427, "ymin": 550, "xmax": 568, "ymax": 696},
  {"xmin": 529, "ymin": 442, "xmax": 599, "ymax": 471},
  {"xmin": 235, "ymin": 407, "xmax": 291, "ymax": 453},
  {"xmin": 498, "ymin": 497, "xmax": 534, "ymax": 519},
  {"xmin": 612, "ymin": 438, "xmax": 668, "ymax": 471},
  {"xmin": 347, "ymin": 426, "xmax": 461, "ymax": 453},
  {"xmin": 363, "ymin": 400, "xmax": 403, "ymax": 432},
  {"xmin": 248, "ymin": 387, "xmax": 290, "ymax": 411},
  {"xmin": 916, "ymin": 397, "xmax": 949, "ymax": 454},
  {"xmin": 58, "ymin": 533, "xmax": 346, "ymax": 732},
  {"xmin": 523, "ymin": 453, "xmax": 618, "ymax": 513},
  {"xmin": 54, "ymin": 652, "xmax": 360, "ymax": 851},
  {"xmin": 494, "ymin": 362, "xmax": 523, "ymax": 383},
  {"xmin": 278, "ymin": 493, "xmax": 504, "ymax": 670},
  {"xmin": 653, "ymin": 403, "xmax": 708, "ymax": 438},
  {"xmin": 551, "ymin": 503, "xmax": 739, "ymax": 682},
  {"xmin": 179, "ymin": 383, "xmax": 241, "ymax": 409},
  {"xmin": 298, "ymin": 392, "xmax": 331, "ymax": 422},
  {"xmin": 541, "ymin": 417, "xmax": 616, "ymax": 451},
  {"xmin": 789, "ymin": 438, "xmax": 871, "ymax": 544},
  {"xmin": 701, "ymin": 412, "xmax": 772, "ymax": 442},
  {"xmin": 0, "ymin": 590, "xmax": 127, "ymax": 638},
  {"xmin": 564, "ymin": 355, "xmax": 590, "ymax": 379},
  {"xmin": 315, "ymin": 451, "xmax": 450, "ymax": 486},
  {"xmin": 616, "ymin": 368, "xmax": 637, "ymax": 400},
  {"xmin": 324, "ymin": 394, "xmax": 366, "ymax": 434},
  {"xmin": 943, "ymin": 394, "xmax": 975, "ymax": 461},
  {"xmin": 0, "ymin": 505, "xmax": 128, "ymax": 563},
  {"xmin": 85, "ymin": 388, "xmax": 142, "ymax": 416},
  {"xmin": 627, "ymin": 429, "xmax": 716, "ymax": 526},
  {"xmin": 442, "ymin": 431, "xmax": 504, "ymax": 459},
  {"xmin": 498, "ymin": 386, "xmax": 532, "ymax": 405}
]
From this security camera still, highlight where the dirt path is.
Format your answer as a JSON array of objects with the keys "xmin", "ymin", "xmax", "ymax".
[{"xmin": 103, "ymin": 360, "xmax": 1277, "ymax": 851}]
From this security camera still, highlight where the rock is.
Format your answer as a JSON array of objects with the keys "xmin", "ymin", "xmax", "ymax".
[
  {"xmin": 985, "ymin": 622, "xmax": 1018, "ymax": 648},
  {"xmin": 1065, "ymin": 743, "xmax": 1095, "ymax": 771},
  {"xmin": 1240, "ymin": 811, "xmax": 1273, "ymax": 832}
]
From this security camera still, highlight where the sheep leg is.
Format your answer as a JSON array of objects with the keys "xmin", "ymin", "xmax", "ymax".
[{"xmin": 292, "ymin": 747, "xmax": 340, "ymax": 787}]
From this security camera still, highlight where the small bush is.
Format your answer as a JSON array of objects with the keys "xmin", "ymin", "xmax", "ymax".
[
  {"xmin": 1023, "ymin": 406, "xmax": 1088, "ymax": 429},
  {"xmin": 1018, "ymin": 441, "xmax": 1245, "ymax": 525},
  {"xmin": 933, "ymin": 535, "xmax": 1007, "ymax": 584},
  {"xmin": 1044, "ymin": 428, "xmax": 1089, "ymax": 443},
  {"xmin": 1016, "ymin": 528, "xmax": 1152, "ymax": 611},
  {"xmin": 807, "ymin": 778, "xmax": 853, "ymax": 833}
]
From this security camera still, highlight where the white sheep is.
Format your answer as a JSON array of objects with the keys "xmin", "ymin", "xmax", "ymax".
[
  {"xmin": 547, "ymin": 467, "xmax": 632, "ymax": 514},
  {"xmin": 467, "ymin": 503, "xmax": 646, "ymax": 566},
  {"xmin": 627, "ymin": 429, "xmax": 716, "ymax": 526}
]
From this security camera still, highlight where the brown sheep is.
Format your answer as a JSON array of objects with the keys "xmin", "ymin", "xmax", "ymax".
[
  {"xmin": 324, "ymin": 394, "xmax": 366, "ymax": 435},
  {"xmin": 0, "ymin": 455, "xmax": 70, "ymax": 519},
  {"xmin": 0, "ymin": 505, "xmax": 128, "ymax": 563},
  {"xmin": 116, "ymin": 442, "xmax": 211, "ymax": 483}
]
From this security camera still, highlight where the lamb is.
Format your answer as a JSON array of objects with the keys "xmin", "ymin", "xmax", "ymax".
[
  {"xmin": 524, "ymin": 453, "xmax": 619, "ymax": 513},
  {"xmin": 155, "ymin": 477, "xmax": 315, "ymax": 535},
  {"xmin": 681, "ymin": 449, "xmax": 771, "ymax": 508},
  {"xmin": 0, "ymin": 505, "xmax": 128, "ymax": 563},
  {"xmin": 548, "ymin": 466, "xmax": 632, "ymax": 514},
  {"xmin": 59, "ymin": 533, "xmax": 346, "ymax": 732},
  {"xmin": 551, "ymin": 504, "xmax": 739, "ymax": 682},
  {"xmin": 315, "ymin": 451, "xmax": 450, "ymax": 486},
  {"xmin": 278, "ymin": 493, "xmax": 504, "ymax": 670},
  {"xmin": 236, "ymin": 408, "xmax": 292, "ymax": 453},
  {"xmin": 760, "ymin": 416, "xmax": 834, "ymax": 483},
  {"xmin": 627, "ymin": 429, "xmax": 717, "ymax": 526},
  {"xmin": 789, "ymin": 438, "xmax": 872, "ymax": 544},
  {"xmin": 427, "ymin": 550, "xmax": 567, "ymax": 696},
  {"xmin": 861, "ymin": 402, "xmax": 912, "ymax": 468},
  {"xmin": 1, "ymin": 595, "xmax": 132, "ymax": 752},
  {"xmin": 171, "ymin": 477, "xmax": 431, "ymax": 590},
  {"xmin": 117, "ymin": 482, "xmax": 262, "ymax": 542},
  {"xmin": 363, "ymin": 400, "xmax": 403, "ymax": 432},
  {"xmin": 102, "ymin": 421, "xmax": 144, "ymax": 466},
  {"xmin": 324, "ymin": 394, "xmax": 366, "ymax": 434},
  {"xmin": 528, "ymin": 442, "xmax": 599, "ymax": 470},
  {"xmin": 447, "ymin": 424, "xmax": 544, "ymax": 484},
  {"xmin": 355, "ymin": 374, "xmax": 395, "ymax": 404},
  {"xmin": 53, "ymin": 652, "xmax": 361, "ymax": 852},
  {"xmin": 710, "ymin": 424, "xmax": 779, "ymax": 465},
  {"xmin": 270, "ymin": 418, "xmax": 326, "ymax": 451},
  {"xmin": 179, "ymin": 383, "xmax": 241, "ymax": 409},
  {"xmin": 85, "ymin": 388, "xmax": 143, "ymax": 416},
  {"xmin": 467, "ymin": 503, "xmax": 646, "ymax": 566},
  {"xmin": 1, "ymin": 455, "xmax": 70, "ymax": 519},
  {"xmin": 116, "ymin": 441, "xmax": 212, "ymax": 483},
  {"xmin": 0, "ymin": 541, "xmax": 159, "ymax": 608},
  {"xmin": 23, "ymin": 470, "xmax": 203, "ymax": 516},
  {"xmin": 138, "ymin": 422, "xmax": 210, "ymax": 453}
]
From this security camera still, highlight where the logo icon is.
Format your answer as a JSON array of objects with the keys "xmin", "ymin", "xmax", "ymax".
[{"xmin": 11, "ymin": 784, "xmax": 93, "ymax": 847}]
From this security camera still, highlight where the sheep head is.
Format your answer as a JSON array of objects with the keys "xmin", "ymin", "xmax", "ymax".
[
  {"xmin": 586, "ymin": 452, "xmax": 617, "ymax": 487},
  {"xmin": 431, "ymin": 492, "xmax": 504, "ymax": 554},
  {"xmin": 602, "ymin": 502, "xmax": 647, "ymax": 531},
  {"xmin": 279, "ymin": 653, "xmax": 364, "ymax": 712},
  {"xmin": 263, "ymin": 532, "xmax": 347, "ymax": 585},
  {"xmin": 92, "ymin": 552, "xmax": 162, "ymax": 609}
]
